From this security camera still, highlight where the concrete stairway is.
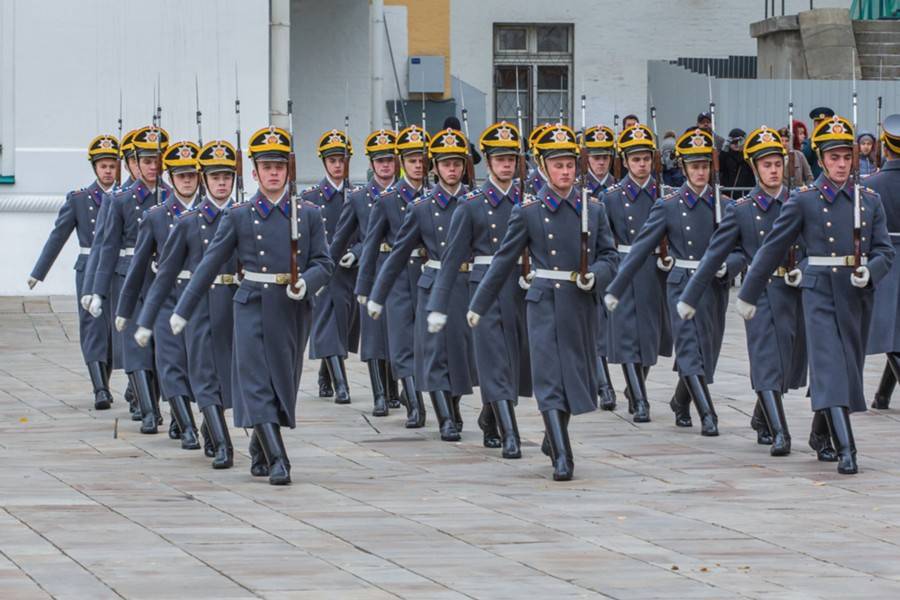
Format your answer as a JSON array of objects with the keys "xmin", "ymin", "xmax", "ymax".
[{"xmin": 853, "ymin": 19, "xmax": 900, "ymax": 79}]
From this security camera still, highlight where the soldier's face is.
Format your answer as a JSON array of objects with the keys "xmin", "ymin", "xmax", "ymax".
[
  {"xmin": 587, "ymin": 154, "xmax": 611, "ymax": 178},
  {"xmin": 545, "ymin": 157, "xmax": 576, "ymax": 190},
  {"xmin": 625, "ymin": 152, "xmax": 652, "ymax": 180},
  {"xmin": 138, "ymin": 156, "xmax": 159, "ymax": 184},
  {"xmin": 402, "ymin": 154, "xmax": 425, "ymax": 181},
  {"xmin": 487, "ymin": 155, "xmax": 517, "ymax": 183},
  {"xmin": 93, "ymin": 158, "xmax": 118, "ymax": 187},
  {"xmin": 172, "ymin": 171, "xmax": 199, "ymax": 198},
  {"xmin": 623, "ymin": 118, "xmax": 638, "ymax": 129},
  {"xmin": 436, "ymin": 158, "xmax": 464, "ymax": 187},
  {"xmin": 324, "ymin": 155, "xmax": 346, "ymax": 181},
  {"xmin": 754, "ymin": 155, "xmax": 784, "ymax": 190},
  {"xmin": 684, "ymin": 160, "xmax": 710, "ymax": 188},
  {"xmin": 253, "ymin": 161, "xmax": 288, "ymax": 193},
  {"xmin": 821, "ymin": 148, "xmax": 852, "ymax": 184},
  {"xmin": 205, "ymin": 171, "xmax": 234, "ymax": 201},
  {"xmin": 371, "ymin": 156, "xmax": 396, "ymax": 180}
]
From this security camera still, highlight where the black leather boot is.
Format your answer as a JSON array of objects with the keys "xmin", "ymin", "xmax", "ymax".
[
  {"xmin": 478, "ymin": 405, "xmax": 501, "ymax": 448},
  {"xmin": 318, "ymin": 359, "xmax": 333, "ymax": 398},
  {"xmin": 669, "ymin": 378, "xmax": 693, "ymax": 427},
  {"xmin": 367, "ymin": 360, "xmax": 388, "ymax": 417},
  {"xmin": 326, "ymin": 356, "xmax": 351, "ymax": 404},
  {"xmin": 451, "ymin": 395, "xmax": 463, "ymax": 432},
  {"xmin": 542, "ymin": 409, "xmax": 574, "ymax": 481},
  {"xmin": 824, "ymin": 407, "xmax": 858, "ymax": 475},
  {"xmin": 201, "ymin": 405, "xmax": 233, "ymax": 469},
  {"xmin": 169, "ymin": 396, "xmax": 201, "ymax": 450},
  {"xmin": 124, "ymin": 380, "xmax": 138, "ymax": 419},
  {"xmin": 808, "ymin": 410, "xmax": 838, "ymax": 462},
  {"xmin": 200, "ymin": 420, "xmax": 215, "ymax": 457},
  {"xmin": 248, "ymin": 430, "xmax": 269, "ymax": 476},
  {"xmin": 751, "ymin": 400, "xmax": 773, "ymax": 445},
  {"xmin": 86, "ymin": 361, "xmax": 113, "ymax": 410},
  {"xmin": 130, "ymin": 371, "xmax": 159, "ymax": 434},
  {"xmin": 429, "ymin": 391, "xmax": 460, "ymax": 441},
  {"xmin": 872, "ymin": 353, "xmax": 900, "ymax": 409},
  {"xmin": 597, "ymin": 356, "xmax": 617, "ymax": 411},
  {"xmin": 757, "ymin": 391, "xmax": 791, "ymax": 456},
  {"xmin": 384, "ymin": 361, "xmax": 402, "ymax": 409},
  {"xmin": 253, "ymin": 423, "xmax": 291, "ymax": 485},
  {"xmin": 149, "ymin": 372, "xmax": 164, "ymax": 426},
  {"xmin": 492, "ymin": 400, "xmax": 521, "ymax": 459},
  {"xmin": 401, "ymin": 376, "xmax": 426, "ymax": 428},
  {"xmin": 685, "ymin": 375, "xmax": 718, "ymax": 436},
  {"xmin": 623, "ymin": 363, "xmax": 650, "ymax": 423}
]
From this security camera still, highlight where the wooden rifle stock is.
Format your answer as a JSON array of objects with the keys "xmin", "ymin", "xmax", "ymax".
[
  {"xmin": 517, "ymin": 151, "xmax": 530, "ymax": 277},
  {"xmin": 853, "ymin": 143, "xmax": 862, "ymax": 267},
  {"xmin": 289, "ymin": 151, "xmax": 300, "ymax": 291},
  {"xmin": 654, "ymin": 149, "xmax": 669, "ymax": 260}
]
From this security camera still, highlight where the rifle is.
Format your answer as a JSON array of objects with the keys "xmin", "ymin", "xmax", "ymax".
[
  {"xmin": 579, "ymin": 94, "xmax": 589, "ymax": 284},
  {"xmin": 786, "ymin": 64, "xmax": 797, "ymax": 270},
  {"xmin": 392, "ymin": 98, "xmax": 402, "ymax": 175},
  {"xmin": 287, "ymin": 100, "xmax": 301, "ymax": 294},
  {"xmin": 155, "ymin": 74, "xmax": 163, "ymax": 207},
  {"xmin": 649, "ymin": 105, "xmax": 669, "ymax": 261},
  {"xmin": 514, "ymin": 66, "xmax": 530, "ymax": 278},
  {"xmin": 852, "ymin": 51, "xmax": 862, "ymax": 267},
  {"xmin": 876, "ymin": 58, "xmax": 884, "ymax": 169},
  {"xmin": 195, "ymin": 74, "xmax": 205, "ymax": 198},
  {"xmin": 457, "ymin": 77, "xmax": 476, "ymax": 186},
  {"xmin": 116, "ymin": 89, "xmax": 123, "ymax": 186},
  {"xmin": 706, "ymin": 66, "xmax": 721, "ymax": 226},
  {"xmin": 234, "ymin": 65, "xmax": 244, "ymax": 203},
  {"xmin": 420, "ymin": 76, "xmax": 430, "ymax": 192},
  {"xmin": 612, "ymin": 113, "xmax": 622, "ymax": 179}
]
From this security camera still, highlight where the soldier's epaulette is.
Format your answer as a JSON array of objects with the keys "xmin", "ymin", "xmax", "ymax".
[
  {"xmin": 462, "ymin": 189, "xmax": 483, "ymax": 202},
  {"xmin": 734, "ymin": 196, "xmax": 753, "ymax": 206},
  {"xmin": 351, "ymin": 184, "xmax": 363, "ymax": 193},
  {"xmin": 380, "ymin": 185, "xmax": 395, "ymax": 197},
  {"xmin": 302, "ymin": 200, "xmax": 318, "ymax": 209},
  {"xmin": 604, "ymin": 183, "xmax": 624, "ymax": 194},
  {"xmin": 796, "ymin": 184, "xmax": 811, "ymax": 193},
  {"xmin": 521, "ymin": 193, "xmax": 538, "ymax": 206},
  {"xmin": 662, "ymin": 191, "xmax": 679, "ymax": 202},
  {"xmin": 413, "ymin": 196, "xmax": 430, "ymax": 206},
  {"xmin": 299, "ymin": 185, "xmax": 319, "ymax": 197}
]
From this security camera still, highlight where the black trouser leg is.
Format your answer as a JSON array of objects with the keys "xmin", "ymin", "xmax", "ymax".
[
  {"xmin": 367, "ymin": 360, "xmax": 388, "ymax": 417},
  {"xmin": 623, "ymin": 363, "xmax": 650, "ymax": 423},
  {"xmin": 477, "ymin": 404, "xmax": 501, "ymax": 449},
  {"xmin": 401, "ymin": 376, "xmax": 426, "ymax": 428},
  {"xmin": 541, "ymin": 409, "xmax": 574, "ymax": 481},
  {"xmin": 129, "ymin": 370, "xmax": 159, "ymax": 434},
  {"xmin": 751, "ymin": 400, "xmax": 773, "ymax": 445},
  {"xmin": 201, "ymin": 405, "xmax": 233, "ymax": 469},
  {"xmin": 326, "ymin": 356, "xmax": 351, "ymax": 404},
  {"xmin": 492, "ymin": 400, "xmax": 521, "ymax": 459},
  {"xmin": 808, "ymin": 410, "xmax": 837, "ymax": 462},
  {"xmin": 669, "ymin": 378, "xmax": 693, "ymax": 427},
  {"xmin": 253, "ymin": 423, "xmax": 291, "ymax": 485},
  {"xmin": 757, "ymin": 391, "xmax": 791, "ymax": 456},
  {"xmin": 318, "ymin": 359, "xmax": 333, "ymax": 397},
  {"xmin": 429, "ymin": 391, "xmax": 460, "ymax": 441},
  {"xmin": 169, "ymin": 396, "xmax": 200, "ymax": 450},
  {"xmin": 248, "ymin": 430, "xmax": 269, "ymax": 476},
  {"xmin": 597, "ymin": 356, "xmax": 617, "ymax": 411},
  {"xmin": 685, "ymin": 375, "xmax": 718, "ymax": 436},
  {"xmin": 384, "ymin": 361, "xmax": 402, "ymax": 409},
  {"xmin": 86, "ymin": 361, "xmax": 112, "ymax": 410},
  {"xmin": 824, "ymin": 406, "xmax": 858, "ymax": 475}
]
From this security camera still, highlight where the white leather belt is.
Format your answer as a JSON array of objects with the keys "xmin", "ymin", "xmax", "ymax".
[
  {"xmin": 617, "ymin": 244, "xmax": 661, "ymax": 255},
  {"xmin": 674, "ymin": 259, "xmax": 700, "ymax": 269},
  {"xmin": 423, "ymin": 259, "xmax": 471, "ymax": 272},
  {"xmin": 411, "ymin": 248, "xmax": 426, "ymax": 258},
  {"xmin": 472, "ymin": 255, "xmax": 493, "ymax": 265},
  {"xmin": 176, "ymin": 270, "xmax": 192, "ymax": 280},
  {"xmin": 119, "ymin": 248, "xmax": 135, "ymax": 257},
  {"xmin": 212, "ymin": 274, "xmax": 239, "ymax": 285},
  {"xmin": 533, "ymin": 268, "xmax": 579, "ymax": 282},
  {"xmin": 424, "ymin": 259, "xmax": 441, "ymax": 270},
  {"xmin": 890, "ymin": 232, "xmax": 900, "ymax": 238},
  {"xmin": 79, "ymin": 247, "xmax": 91, "ymax": 255},
  {"xmin": 242, "ymin": 271, "xmax": 293, "ymax": 285},
  {"xmin": 807, "ymin": 256, "xmax": 868, "ymax": 267}
]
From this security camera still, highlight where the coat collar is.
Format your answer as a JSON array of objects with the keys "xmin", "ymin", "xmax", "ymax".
[
  {"xmin": 882, "ymin": 159, "xmax": 900, "ymax": 172},
  {"xmin": 750, "ymin": 185, "xmax": 786, "ymax": 211},
  {"xmin": 483, "ymin": 178, "xmax": 519, "ymax": 207},
  {"xmin": 318, "ymin": 177, "xmax": 343, "ymax": 201},
  {"xmin": 252, "ymin": 189, "xmax": 291, "ymax": 219},
  {"xmin": 680, "ymin": 183, "xmax": 713, "ymax": 209},
  {"xmin": 540, "ymin": 185, "xmax": 580, "ymax": 213},
  {"xmin": 623, "ymin": 174, "xmax": 657, "ymax": 202},
  {"xmin": 368, "ymin": 178, "xmax": 392, "ymax": 199},
  {"xmin": 87, "ymin": 181, "xmax": 105, "ymax": 206},
  {"xmin": 166, "ymin": 193, "xmax": 195, "ymax": 217},
  {"xmin": 397, "ymin": 177, "xmax": 422, "ymax": 204},
  {"xmin": 200, "ymin": 197, "xmax": 229, "ymax": 223},
  {"xmin": 814, "ymin": 173, "xmax": 850, "ymax": 204},
  {"xmin": 133, "ymin": 180, "xmax": 168, "ymax": 204},
  {"xmin": 432, "ymin": 183, "xmax": 465, "ymax": 209},
  {"xmin": 588, "ymin": 171, "xmax": 615, "ymax": 196}
]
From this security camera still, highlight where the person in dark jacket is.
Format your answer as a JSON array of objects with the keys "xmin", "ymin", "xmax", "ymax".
[{"xmin": 719, "ymin": 128, "xmax": 756, "ymax": 193}]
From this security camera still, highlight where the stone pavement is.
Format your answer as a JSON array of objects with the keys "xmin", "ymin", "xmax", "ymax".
[{"xmin": 2, "ymin": 294, "xmax": 900, "ymax": 600}]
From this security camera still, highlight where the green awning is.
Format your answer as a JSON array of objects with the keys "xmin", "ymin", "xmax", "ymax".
[{"xmin": 852, "ymin": 0, "xmax": 900, "ymax": 19}]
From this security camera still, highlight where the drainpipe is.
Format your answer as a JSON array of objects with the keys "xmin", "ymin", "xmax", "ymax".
[
  {"xmin": 269, "ymin": 0, "xmax": 290, "ymax": 129},
  {"xmin": 371, "ymin": 0, "xmax": 385, "ymax": 130}
]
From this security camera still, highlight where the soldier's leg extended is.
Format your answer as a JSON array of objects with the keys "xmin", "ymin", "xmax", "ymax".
[
  {"xmin": 401, "ymin": 376, "xmax": 426, "ymax": 428},
  {"xmin": 491, "ymin": 400, "xmax": 521, "ymax": 459},
  {"xmin": 384, "ymin": 361, "xmax": 402, "ymax": 409},
  {"xmin": 450, "ymin": 395, "xmax": 463, "ymax": 432},
  {"xmin": 168, "ymin": 396, "xmax": 201, "ymax": 451},
  {"xmin": 823, "ymin": 407, "xmax": 858, "ymax": 475},
  {"xmin": 808, "ymin": 409, "xmax": 838, "ymax": 462},
  {"xmin": 477, "ymin": 403, "xmax": 501, "ymax": 449},
  {"xmin": 248, "ymin": 429, "xmax": 269, "ymax": 477},
  {"xmin": 325, "ymin": 356, "xmax": 351, "ymax": 404},
  {"xmin": 872, "ymin": 352, "xmax": 900, "ymax": 409},
  {"xmin": 128, "ymin": 370, "xmax": 160, "ymax": 434},
  {"xmin": 367, "ymin": 359, "xmax": 389, "ymax": 417},
  {"xmin": 200, "ymin": 405, "xmax": 233, "ymax": 469},
  {"xmin": 318, "ymin": 359, "xmax": 333, "ymax": 398},
  {"xmin": 622, "ymin": 363, "xmax": 650, "ymax": 423},
  {"xmin": 253, "ymin": 422, "xmax": 291, "ymax": 485},
  {"xmin": 597, "ymin": 356, "xmax": 617, "ymax": 411},
  {"xmin": 86, "ymin": 361, "xmax": 113, "ymax": 410},
  {"xmin": 669, "ymin": 378, "xmax": 693, "ymax": 427},
  {"xmin": 751, "ymin": 399, "xmax": 773, "ymax": 445},
  {"xmin": 541, "ymin": 409, "xmax": 574, "ymax": 481},
  {"xmin": 429, "ymin": 390, "xmax": 460, "ymax": 442},
  {"xmin": 756, "ymin": 390, "xmax": 791, "ymax": 456},
  {"xmin": 685, "ymin": 374, "xmax": 718, "ymax": 436}
]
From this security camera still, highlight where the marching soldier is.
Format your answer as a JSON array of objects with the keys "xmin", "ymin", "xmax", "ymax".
[
  {"xmin": 28, "ymin": 134, "xmax": 119, "ymax": 410},
  {"xmin": 425, "ymin": 122, "xmax": 532, "ymax": 458},
  {"xmin": 330, "ymin": 129, "xmax": 399, "ymax": 417},
  {"xmin": 599, "ymin": 124, "xmax": 673, "ymax": 422},
  {"xmin": 355, "ymin": 125, "xmax": 430, "ymax": 429},
  {"xmin": 367, "ymin": 128, "xmax": 478, "ymax": 442},
  {"xmin": 605, "ymin": 128, "xmax": 740, "ymax": 437},
  {"xmin": 679, "ymin": 126, "xmax": 806, "ymax": 456},
  {"xmin": 133, "ymin": 140, "xmax": 241, "ymax": 468},
  {"xmin": 87, "ymin": 125, "xmax": 171, "ymax": 434},
  {"xmin": 737, "ymin": 115, "xmax": 894, "ymax": 474},
  {"xmin": 301, "ymin": 130, "xmax": 356, "ymax": 405},
  {"xmin": 171, "ymin": 126, "xmax": 334, "ymax": 485},
  {"xmin": 116, "ymin": 141, "xmax": 201, "ymax": 448},
  {"xmin": 867, "ymin": 115, "xmax": 900, "ymax": 409},
  {"xmin": 468, "ymin": 124, "xmax": 619, "ymax": 480}
]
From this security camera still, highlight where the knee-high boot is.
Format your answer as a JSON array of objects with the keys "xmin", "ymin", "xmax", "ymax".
[
  {"xmin": 253, "ymin": 423, "xmax": 291, "ymax": 485},
  {"xmin": 169, "ymin": 396, "xmax": 201, "ymax": 450},
  {"xmin": 873, "ymin": 353, "xmax": 900, "ymax": 409},
  {"xmin": 401, "ymin": 376, "xmax": 426, "ymax": 428},
  {"xmin": 384, "ymin": 361, "xmax": 402, "ymax": 409},
  {"xmin": 597, "ymin": 356, "xmax": 617, "ymax": 411},
  {"xmin": 124, "ymin": 379, "xmax": 140, "ymax": 420},
  {"xmin": 685, "ymin": 374, "xmax": 717, "ymax": 436},
  {"xmin": 477, "ymin": 404, "xmax": 501, "ymax": 448},
  {"xmin": 86, "ymin": 361, "xmax": 112, "ymax": 410},
  {"xmin": 248, "ymin": 430, "xmax": 269, "ymax": 477},
  {"xmin": 622, "ymin": 363, "xmax": 650, "ymax": 423},
  {"xmin": 751, "ymin": 400, "xmax": 773, "ymax": 444},
  {"xmin": 669, "ymin": 378, "xmax": 693, "ymax": 427},
  {"xmin": 200, "ymin": 405, "xmax": 233, "ymax": 469},
  {"xmin": 129, "ymin": 370, "xmax": 159, "ymax": 434},
  {"xmin": 367, "ymin": 360, "xmax": 388, "ymax": 417},
  {"xmin": 429, "ymin": 391, "xmax": 460, "ymax": 441},
  {"xmin": 491, "ymin": 400, "xmax": 521, "ymax": 459},
  {"xmin": 326, "ymin": 356, "xmax": 351, "ymax": 404},
  {"xmin": 318, "ymin": 359, "xmax": 333, "ymax": 398},
  {"xmin": 541, "ymin": 409, "xmax": 574, "ymax": 481},
  {"xmin": 757, "ymin": 391, "xmax": 791, "ymax": 456},
  {"xmin": 824, "ymin": 406, "xmax": 858, "ymax": 475},
  {"xmin": 808, "ymin": 410, "xmax": 837, "ymax": 462}
]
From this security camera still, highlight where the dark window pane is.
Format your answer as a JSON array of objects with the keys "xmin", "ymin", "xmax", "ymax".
[
  {"xmin": 537, "ymin": 65, "xmax": 568, "ymax": 90},
  {"xmin": 494, "ymin": 66, "xmax": 530, "ymax": 128},
  {"xmin": 537, "ymin": 25, "xmax": 568, "ymax": 52},
  {"xmin": 497, "ymin": 27, "xmax": 526, "ymax": 51}
]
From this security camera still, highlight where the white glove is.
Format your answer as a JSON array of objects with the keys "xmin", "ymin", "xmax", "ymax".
[
  {"xmin": 604, "ymin": 293, "xmax": 619, "ymax": 311},
  {"xmin": 88, "ymin": 294, "xmax": 103, "ymax": 318},
  {"xmin": 466, "ymin": 310, "xmax": 481, "ymax": 328},
  {"xmin": 134, "ymin": 326, "xmax": 153, "ymax": 347},
  {"xmin": 851, "ymin": 266, "xmax": 870, "ymax": 288},
  {"xmin": 576, "ymin": 272, "xmax": 595, "ymax": 291},
  {"xmin": 677, "ymin": 301, "xmax": 696, "ymax": 320},
  {"xmin": 27, "ymin": 277, "xmax": 38, "ymax": 290},
  {"xmin": 357, "ymin": 294, "xmax": 368, "ymax": 305},
  {"xmin": 170, "ymin": 313, "xmax": 187, "ymax": 335},
  {"xmin": 518, "ymin": 275, "xmax": 531, "ymax": 290},
  {"xmin": 784, "ymin": 268, "xmax": 802, "ymax": 287},
  {"xmin": 427, "ymin": 312, "xmax": 447, "ymax": 333},
  {"xmin": 736, "ymin": 298, "xmax": 757, "ymax": 320},
  {"xmin": 716, "ymin": 263, "xmax": 728, "ymax": 279},
  {"xmin": 286, "ymin": 278, "xmax": 307, "ymax": 300},
  {"xmin": 80, "ymin": 295, "xmax": 92, "ymax": 310},
  {"xmin": 115, "ymin": 316, "xmax": 127, "ymax": 332},
  {"xmin": 657, "ymin": 256, "xmax": 674, "ymax": 272},
  {"xmin": 367, "ymin": 300, "xmax": 383, "ymax": 319},
  {"xmin": 339, "ymin": 252, "xmax": 356, "ymax": 268}
]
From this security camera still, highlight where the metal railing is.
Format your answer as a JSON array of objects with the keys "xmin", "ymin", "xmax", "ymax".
[{"xmin": 764, "ymin": 1, "xmax": 815, "ymax": 18}]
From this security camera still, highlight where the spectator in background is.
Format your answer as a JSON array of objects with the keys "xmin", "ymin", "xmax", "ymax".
[
  {"xmin": 719, "ymin": 128, "xmax": 756, "ymax": 193},
  {"xmin": 779, "ymin": 125, "xmax": 813, "ymax": 186},
  {"xmin": 622, "ymin": 114, "xmax": 639, "ymax": 129},
  {"xmin": 792, "ymin": 119, "xmax": 808, "ymax": 151},
  {"xmin": 801, "ymin": 107, "xmax": 834, "ymax": 179},
  {"xmin": 857, "ymin": 131, "xmax": 878, "ymax": 177},
  {"xmin": 696, "ymin": 112, "xmax": 725, "ymax": 149},
  {"xmin": 660, "ymin": 130, "xmax": 684, "ymax": 187}
]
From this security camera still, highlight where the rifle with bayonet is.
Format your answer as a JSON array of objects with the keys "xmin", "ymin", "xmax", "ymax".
[
  {"xmin": 514, "ymin": 66, "xmax": 531, "ymax": 279},
  {"xmin": 234, "ymin": 66, "xmax": 245, "ymax": 203},
  {"xmin": 852, "ymin": 53, "xmax": 862, "ymax": 267},
  {"xmin": 579, "ymin": 94, "xmax": 589, "ymax": 284},
  {"xmin": 287, "ymin": 100, "xmax": 301, "ymax": 294},
  {"xmin": 613, "ymin": 113, "xmax": 622, "ymax": 180},
  {"xmin": 117, "ymin": 89, "xmax": 123, "ymax": 186},
  {"xmin": 195, "ymin": 74, "xmax": 205, "ymax": 197},
  {"xmin": 457, "ymin": 77, "xmax": 476, "ymax": 186},
  {"xmin": 706, "ymin": 66, "xmax": 722, "ymax": 227},
  {"xmin": 649, "ymin": 105, "xmax": 669, "ymax": 262}
]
